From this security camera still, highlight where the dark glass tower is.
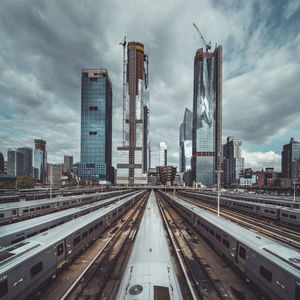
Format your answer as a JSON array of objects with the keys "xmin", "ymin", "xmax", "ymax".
[
  {"xmin": 78, "ymin": 69, "xmax": 113, "ymax": 183},
  {"xmin": 282, "ymin": 137, "xmax": 300, "ymax": 180},
  {"xmin": 34, "ymin": 139, "xmax": 47, "ymax": 183},
  {"xmin": 192, "ymin": 46, "xmax": 222, "ymax": 185}
]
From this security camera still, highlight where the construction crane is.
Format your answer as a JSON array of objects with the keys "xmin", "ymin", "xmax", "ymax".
[{"xmin": 193, "ymin": 22, "xmax": 211, "ymax": 52}]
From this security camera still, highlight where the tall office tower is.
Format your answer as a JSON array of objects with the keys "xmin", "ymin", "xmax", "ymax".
[
  {"xmin": 282, "ymin": 137, "xmax": 300, "ymax": 181},
  {"xmin": 63, "ymin": 155, "xmax": 73, "ymax": 174},
  {"xmin": 116, "ymin": 41, "xmax": 149, "ymax": 185},
  {"xmin": 179, "ymin": 108, "xmax": 193, "ymax": 172},
  {"xmin": 192, "ymin": 45, "xmax": 222, "ymax": 186},
  {"xmin": 159, "ymin": 142, "xmax": 167, "ymax": 166},
  {"xmin": 223, "ymin": 136, "xmax": 244, "ymax": 185},
  {"xmin": 18, "ymin": 147, "xmax": 33, "ymax": 176},
  {"xmin": 0, "ymin": 152, "xmax": 4, "ymax": 174},
  {"xmin": 7, "ymin": 149, "xmax": 24, "ymax": 177},
  {"xmin": 34, "ymin": 139, "xmax": 47, "ymax": 184},
  {"xmin": 78, "ymin": 69, "xmax": 113, "ymax": 183}
]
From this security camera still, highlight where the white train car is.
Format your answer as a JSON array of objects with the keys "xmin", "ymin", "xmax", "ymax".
[{"xmin": 116, "ymin": 191, "xmax": 183, "ymax": 300}]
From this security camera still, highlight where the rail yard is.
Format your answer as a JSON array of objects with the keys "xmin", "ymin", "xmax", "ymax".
[{"xmin": 0, "ymin": 188, "xmax": 299, "ymax": 300}]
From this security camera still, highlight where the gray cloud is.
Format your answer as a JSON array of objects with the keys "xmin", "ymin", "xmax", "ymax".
[{"xmin": 0, "ymin": 0, "xmax": 299, "ymax": 172}]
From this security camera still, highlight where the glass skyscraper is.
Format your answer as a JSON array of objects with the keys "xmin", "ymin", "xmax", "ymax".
[
  {"xmin": 192, "ymin": 46, "xmax": 222, "ymax": 186},
  {"xmin": 282, "ymin": 137, "xmax": 300, "ymax": 181},
  {"xmin": 223, "ymin": 136, "xmax": 244, "ymax": 185},
  {"xmin": 34, "ymin": 139, "xmax": 47, "ymax": 184},
  {"xmin": 179, "ymin": 108, "xmax": 192, "ymax": 172},
  {"xmin": 78, "ymin": 69, "xmax": 113, "ymax": 183}
]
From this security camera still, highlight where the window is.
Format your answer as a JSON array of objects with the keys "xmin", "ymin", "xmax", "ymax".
[
  {"xmin": 27, "ymin": 232, "xmax": 37, "ymax": 238},
  {"xmin": 239, "ymin": 246, "xmax": 246, "ymax": 260},
  {"xmin": 12, "ymin": 209, "xmax": 17, "ymax": 215},
  {"xmin": 89, "ymin": 131, "xmax": 97, "ymax": 136},
  {"xmin": 99, "ymin": 221, "xmax": 103, "ymax": 227},
  {"xmin": 0, "ymin": 214, "xmax": 4, "ymax": 218},
  {"xmin": 89, "ymin": 227, "xmax": 94, "ymax": 234},
  {"xmin": 216, "ymin": 233, "xmax": 221, "ymax": 242},
  {"xmin": 31, "ymin": 261, "xmax": 43, "ymax": 278},
  {"xmin": 86, "ymin": 163, "xmax": 95, "ymax": 168},
  {"xmin": 264, "ymin": 209, "xmax": 269, "ymax": 213},
  {"xmin": 30, "ymin": 208, "xmax": 35, "ymax": 212},
  {"xmin": 209, "ymin": 229, "xmax": 215, "ymax": 236},
  {"xmin": 23, "ymin": 209, "xmax": 29, "ymax": 213},
  {"xmin": 260, "ymin": 266, "xmax": 272, "ymax": 282},
  {"xmin": 222, "ymin": 238, "xmax": 230, "ymax": 249},
  {"xmin": 289, "ymin": 215, "xmax": 296, "ymax": 219},
  {"xmin": 36, "ymin": 207, "xmax": 40, "ymax": 210},
  {"xmin": 82, "ymin": 231, "xmax": 88, "ymax": 239},
  {"xmin": 90, "ymin": 77, "xmax": 98, "ymax": 81},
  {"xmin": 73, "ymin": 236, "xmax": 81, "ymax": 246},
  {"xmin": 46, "ymin": 205, "xmax": 50, "ymax": 208},
  {"xmin": 0, "ymin": 279, "xmax": 8, "ymax": 297},
  {"xmin": 94, "ymin": 224, "xmax": 99, "ymax": 230},
  {"xmin": 57, "ymin": 243, "xmax": 64, "ymax": 256},
  {"xmin": 89, "ymin": 106, "xmax": 98, "ymax": 111}
]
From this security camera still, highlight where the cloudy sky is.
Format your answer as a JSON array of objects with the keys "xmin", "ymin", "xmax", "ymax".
[{"xmin": 0, "ymin": 0, "xmax": 300, "ymax": 171}]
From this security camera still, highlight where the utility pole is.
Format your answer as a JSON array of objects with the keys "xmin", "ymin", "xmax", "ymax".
[
  {"xmin": 215, "ymin": 169, "xmax": 223, "ymax": 216},
  {"xmin": 294, "ymin": 179, "xmax": 296, "ymax": 202}
]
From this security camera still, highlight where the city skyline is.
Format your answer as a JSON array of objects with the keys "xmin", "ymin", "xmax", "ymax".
[{"xmin": 0, "ymin": 1, "xmax": 300, "ymax": 171}]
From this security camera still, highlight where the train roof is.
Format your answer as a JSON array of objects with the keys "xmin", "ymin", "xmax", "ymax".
[
  {"xmin": 0, "ymin": 194, "xmax": 138, "ymax": 274},
  {"xmin": 0, "ymin": 190, "xmax": 125, "ymax": 211},
  {"xmin": 0, "ymin": 191, "xmax": 138, "ymax": 239},
  {"xmin": 172, "ymin": 195, "xmax": 300, "ymax": 276}
]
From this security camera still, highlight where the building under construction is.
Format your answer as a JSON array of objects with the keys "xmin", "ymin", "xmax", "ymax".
[
  {"xmin": 116, "ymin": 40, "xmax": 149, "ymax": 185},
  {"xmin": 192, "ymin": 45, "xmax": 222, "ymax": 186}
]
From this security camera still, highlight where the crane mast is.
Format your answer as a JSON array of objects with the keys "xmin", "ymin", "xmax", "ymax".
[{"xmin": 193, "ymin": 22, "xmax": 211, "ymax": 52}]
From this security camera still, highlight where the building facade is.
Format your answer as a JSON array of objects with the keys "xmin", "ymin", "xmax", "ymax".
[
  {"xmin": 78, "ymin": 69, "xmax": 113, "ymax": 183},
  {"xmin": 282, "ymin": 137, "xmax": 300, "ymax": 181},
  {"xmin": 192, "ymin": 46, "xmax": 222, "ymax": 186},
  {"xmin": 18, "ymin": 147, "xmax": 33, "ymax": 176},
  {"xmin": 159, "ymin": 142, "xmax": 167, "ymax": 167},
  {"xmin": 179, "ymin": 108, "xmax": 193, "ymax": 172},
  {"xmin": 63, "ymin": 155, "xmax": 73, "ymax": 174},
  {"xmin": 47, "ymin": 163, "xmax": 62, "ymax": 186},
  {"xmin": 7, "ymin": 149, "xmax": 23, "ymax": 177},
  {"xmin": 223, "ymin": 136, "xmax": 244, "ymax": 186},
  {"xmin": 0, "ymin": 152, "xmax": 4, "ymax": 174},
  {"xmin": 116, "ymin": 41, "xmax": 149, "ymax": 184},
  {"xmin": 34, "ymin": 139, "xmax": 47, "ymax": 184}
]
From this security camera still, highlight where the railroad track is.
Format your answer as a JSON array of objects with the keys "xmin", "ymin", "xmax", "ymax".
[
  {"xmin": 156, "ymin": 192, "xmax": 259, "ymax": 300},
  {"xmin": 177, "ymin": 193, "xmax": 300, "ymax": 251},
  {"xmin": 61, "ymin": 191, "xmax": 149, "ymax": 300}
]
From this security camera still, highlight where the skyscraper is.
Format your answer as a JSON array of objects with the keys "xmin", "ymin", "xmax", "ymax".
[
  {"xmin": 223, "ymin": 136, "xmax": 244, "ymax": 185},
  {"xmin": 159, "ymin": 142, "xmax": 167, "ymax": 167},
  {"xmin": 116, "ymin": 41, "xmax": 149, "ymax": 185},
  {"xmin": 63, "ymin": 155, "xmax": 73, "ymax": 174},
  {"xmin": 18, "ymin": 147, "xmax": 33, "ymax": 176},
  {"xmin": 7, "ymin": 149, "xmax": 23, "ymax": 177},
  {"xmin": 78, "ymin": 69, "xmax": 113, "ymax": 183},
  {"xmin": 0, "ymin": 152, "xmax": 4, "ymax": 174},
  {"xmin": 179, "ymin": 108, "xmax": 193, "ymax": 172},
  {"xmin": 282, "ymin": 137, "xmax": 300, "ymax": 181},
  {"xmin": 34, "ymin": 139, "xmax": 47, "ymax": 184},
  {"xmin": 192, "ymin": 45, "xmax": 222, "ymax": 186}
]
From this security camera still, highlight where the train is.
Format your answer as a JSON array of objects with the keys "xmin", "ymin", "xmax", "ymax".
[
  {"xmin": 0, "ymin": 189, "xmax": 132, "ymax": 224},
  {"xmin": 160, "ymin": 191, "xmax": 300, "ymax": 300},
  {"xmin": 116, "ymin": 190, "xmax": 183, "ymax": 300},
  {"xmin": 0, "ymin": 190, "xmax": 146, "ymax": 300},
  {"xmin": 186, "ymin": 190, "xmax": 300, "ymax": 208},
  {"xmin": 179, "ymin": 190, "xmax": 300, "ymax": 227},
  {"xmin": 0, "ymin": 190, "xmax": 139, "ymax": 248}
]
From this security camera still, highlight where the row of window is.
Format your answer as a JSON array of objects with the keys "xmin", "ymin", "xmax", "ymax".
[
  {"xmin": 281, "ymin": 213, "xmax": 297, "ymax": 219},
  {"xmin": 73, "ymin": 220, "xmax": 104, "ymax": 246}
]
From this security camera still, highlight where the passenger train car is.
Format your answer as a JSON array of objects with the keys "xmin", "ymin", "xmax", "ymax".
[
  {"xmin": 160, "ymin": 191, "xmax": 300, "ymax": 300},
  {"xmin": 0, "ymin": 190, "xmax": 146, "ymax": 300},
  {"xmin": 179, "ymin": 190, "xmax": 300, "ymax": 226},
  {"xmin": 116, "ymin": 191, "xmax": 183, "ymax": 300},
  {"xmin": 0, "ymin": 190, "xmax": 139, "ymax": 248},
  {"xmin": 0, "ymin": 190, "xmax": 131, "ymax": 224}
]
